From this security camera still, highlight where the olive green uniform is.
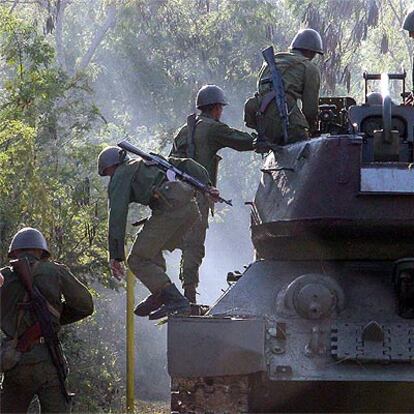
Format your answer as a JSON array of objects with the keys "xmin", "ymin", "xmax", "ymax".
[
  {"xmin": 108, "ymin": 157, "xmax": 210, "ymax": 294},
  {"xmin": 171, "ymin": 114, "xmax": 254, "ymax": 287},
  {"xmin": 0, "ymin": 255, "xmax": 94, "ymax": 413},
  {"xmin": 245, "ymin": 50, "xmax": 321, "ymax": 144}
]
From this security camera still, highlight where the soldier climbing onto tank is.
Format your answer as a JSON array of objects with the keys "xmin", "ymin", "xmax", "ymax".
[
  {"xmin": 170, "ymin": 85, "xmax": 266, "ymax": 304},
  {"xmin": 98, "ymin": 145, "xmax": 218, "ymax": 319},
  {"xmin": 0, "ymin": 227, "xmax": 94, "ymax": 413},
  {"xmin": 244, "ymin": 28, "xmax": 324, "ymax": 144}
]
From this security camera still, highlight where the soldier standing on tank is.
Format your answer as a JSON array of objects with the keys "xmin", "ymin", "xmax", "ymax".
[
  {"xmin": 170, "ymin": 85, "xmax": 261, "ymax": 303},
  {"xmin": 0, "ymin": 227, "xmax": 94, "ymax": 413},
  {"xmin": 245, "ymin": 28, "xmax": 324, "ymax": 144},
  {"xmin": 98, "ymin": 145, "xmax": 217, "ymax": 318}
]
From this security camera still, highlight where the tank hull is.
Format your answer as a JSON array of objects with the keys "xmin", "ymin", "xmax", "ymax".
[{"xmin": 168, "ymin": 260, "xmax": 414, "ymax": 413}]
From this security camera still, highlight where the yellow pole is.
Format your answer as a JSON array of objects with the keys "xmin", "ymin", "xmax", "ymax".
[{"xmin": 126, "ymin": 268, "xmax": 135, "ymax": 413}]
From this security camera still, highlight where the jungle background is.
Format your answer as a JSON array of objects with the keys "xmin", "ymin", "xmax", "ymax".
[{"xmin": 0, "ymin": 0, "xmax": 412, "ymax": 412}]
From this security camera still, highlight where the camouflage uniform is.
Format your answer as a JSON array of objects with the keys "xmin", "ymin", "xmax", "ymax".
[
  {"xmin": 245, "ymin": 50, "xmax": 321, "ymax": 144},
  {"xmin": 171, "ymin": 114, "xmax": 254, "ymax": 288},
  {"xmin": 0, "ymin": 255, "xmax": 94, "ymax": 413},
  {"xmin": 108, "ymin": 157, "xmax": 210, "ymax": 294}
]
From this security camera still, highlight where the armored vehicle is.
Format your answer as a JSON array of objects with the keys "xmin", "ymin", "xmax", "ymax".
[{"xmin": 167, "ymin": 72, "xmax": 414, "ymax": 413}]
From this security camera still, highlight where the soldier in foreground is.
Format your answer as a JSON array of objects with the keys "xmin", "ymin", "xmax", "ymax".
[
  {"xmin": 245, "ymin": 28, "xmax": 324, "ymax": 144},
  {"xmin": 170, "ymin": 85, "xmax": 259, "ymax": 303},
  {"xmin": 0, "ymin": 227, "xmax": 94, "ymax": 413},
  {"xmin": 98, "ymin": 145, "xmax": 215, "ymax": 319}
]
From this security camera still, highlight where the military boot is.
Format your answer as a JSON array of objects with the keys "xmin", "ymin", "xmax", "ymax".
[
  {"xmin": 148, "ymin": 284, "xmax": 190, "ymax": 320},
  {"xmin": 183, "ymin": 283, "xmax": 197, "ymax": 304},
  {"xmin": 134, "ymin": 293, "xmax": 162, "ymax": 317}
]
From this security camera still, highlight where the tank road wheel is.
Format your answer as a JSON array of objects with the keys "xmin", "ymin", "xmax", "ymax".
[{"xmin": 171, "ymin": 375, "xmax": 249, "ymax": 414}]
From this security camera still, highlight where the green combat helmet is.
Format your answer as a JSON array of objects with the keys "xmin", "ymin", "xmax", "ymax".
[
  {"xmin": 290, "ymin": 28, "xmax": 324, "ymax": 55},
  {"xmin": 196, "ymin": 85, "xmax": 228, "ymax": 109},
  {"xmin": 8, "ymin": 227, "xmax": 50, "ymax": 258},
  {"xmin": 97, "ymin": 146, "xmax": 129, "ymax": 176},
  {"xmin": 403, "ymin": 9, "xmax": 414, "ymax": 33}
]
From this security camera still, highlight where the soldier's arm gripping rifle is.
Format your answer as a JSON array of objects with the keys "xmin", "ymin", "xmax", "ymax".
[
  {"xmin": 11, "ymin": 258, "xmax": 73, "ymax": 403},
  {"xmin": 118, "ymin": 140, "xmax": 233, "ymax": 206},
  {"xmin": 262, "ymin": 46, "xmax": 290, "ymax": 145}
]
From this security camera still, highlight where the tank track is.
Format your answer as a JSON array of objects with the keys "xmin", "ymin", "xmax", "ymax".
[{"xmin": 171, "ymin": 375, "xmax": 249, "ymax": 414}]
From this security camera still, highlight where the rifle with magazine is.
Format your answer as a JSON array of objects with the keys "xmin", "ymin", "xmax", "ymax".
[
  {"xmin": 118, "ymin": 140, "xmax": 233, "ymax": 206},
  {"xmin": 262, "ymin": 45, "xmax": 290, "ymax": 145}
]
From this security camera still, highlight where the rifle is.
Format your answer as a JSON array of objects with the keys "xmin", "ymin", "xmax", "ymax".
[
  {"xmin": 118, "ymin": 140, "xmax": 233, "ymax": 206},
  {"xmin": 262, "ymin": 46, "xmax": 290, "ymax": 145},
  {"xmin": 11, "ymin": 258, "xmax": 73, "ymax": 403}
]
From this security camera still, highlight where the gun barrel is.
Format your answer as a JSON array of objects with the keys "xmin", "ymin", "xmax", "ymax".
[{"xmin": 118, "ymin": 140, "xmax": 149, "ymax": 161}]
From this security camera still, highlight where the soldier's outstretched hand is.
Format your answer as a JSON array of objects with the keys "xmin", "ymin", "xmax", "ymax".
[
  {"xmin": 207, "ymin": 186, "xmax": 221, "ymax": 203},
  {"xmin": 110, "ymin": 259, "xmax": 125, "ymax": 280}
]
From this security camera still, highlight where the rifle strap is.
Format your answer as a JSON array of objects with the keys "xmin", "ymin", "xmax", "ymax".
[
  {"xmin": 259, "ymin": 90, "xmax": 296, "ymax": 117},
  {"xmin": 11, "ymin": 293, "xmax": 28, "ymax": 344},
  {"xmin": 186, "ymin": 113, "xmax": 198, "ymax": 158},
  {"xmin": 259, "ymin": 90, "xmax": 276, "ymax": 114},
  {"xmin": 16, "ymin": 260, "xmax": 61, "ymax": 320}
]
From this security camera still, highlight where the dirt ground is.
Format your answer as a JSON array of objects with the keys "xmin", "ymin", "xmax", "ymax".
[{"xmin": 136, "ymin": 400, "xmax": 169, "ymax": 414}]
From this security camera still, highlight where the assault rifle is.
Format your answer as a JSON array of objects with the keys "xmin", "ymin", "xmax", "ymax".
[
  {"xmin": 262, "ymin": 46, "xmax": 289, "ymax": 145},
  {"xmin": 11, "ymin": 258, "xmax": 72, "ymax": 403},
  {"xmin": 118, "ymin": 140, "xmax": 233, "ymax": 206}
]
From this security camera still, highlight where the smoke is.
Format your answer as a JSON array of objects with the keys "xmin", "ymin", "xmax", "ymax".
[{"xmin": 62, "ymin": 1, "xmax": 265, "ymax": 405}]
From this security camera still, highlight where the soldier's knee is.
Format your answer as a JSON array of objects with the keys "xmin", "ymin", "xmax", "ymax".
[{"xmin": 127, "ymin": 253, "xmax": 144, "ymax": 275}]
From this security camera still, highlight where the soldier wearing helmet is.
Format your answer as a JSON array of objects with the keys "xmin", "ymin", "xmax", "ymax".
[
  {"xmin": 403, "ymin": 10, "xmax": 414, "ymax": 103},
  {"xmin": 98, "ymin": 145, "xmax": 215, "ymax": 319},
  {"xmin": 245, "ymin": 28, "xmax": 323, "ymax": 144},
  {"xmin": 170, "ymin": 84, "xmax": 257, "ymax": 303},
  {"xmin": 403, "ymin": 9, "xmax": 414, "ymax": 38},
  {"xmin": 366, "ymin": 92, "xmax": 383, "ymax": 106},
  {"xmin": 0, "ymin": 227, "xmax": 93, "ymax": 413}
]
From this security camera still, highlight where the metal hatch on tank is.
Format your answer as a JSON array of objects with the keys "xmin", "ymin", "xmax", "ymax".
[{"xmin": 167, "ymin": 72, "xmax": 414, "ymax": 414}]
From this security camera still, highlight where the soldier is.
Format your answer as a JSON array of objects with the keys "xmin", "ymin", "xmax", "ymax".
[
  {"xmin": 245, "ymin": 28, "xmax": 324, "ymax": 144},
  {"xmin": 403, "ymin": 10, "xmax": 414, "ymax": 102},
  {"xmin": 98, "ymin": 145, "xmax": 215, "ymax": 318},
  {"xmin": 170, "ymin": 85, "xmax": 258, "ymax": 303},
  {"xmin": 403, "ymin": 9, "xmax": 414, "ymax": 38},
  {"xmin": 0, "ymin": 227, "xmax": 94, "ymax": 413}
]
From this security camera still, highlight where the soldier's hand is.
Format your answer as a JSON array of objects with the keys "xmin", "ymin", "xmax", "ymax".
[
  {"xmin": 207, "ymin": 186, "xmax": 221, "ymax": 203},
  {"xmin": 0, "ymin": 272, "xmax": 3, "ymax": 287},
  {"xmin": 110, "ymin": 259, "xmax": 125, "ymax": 280},
  {"xmin": 253, "ymin": 136, "xmax": 273, "ymax": 154}
]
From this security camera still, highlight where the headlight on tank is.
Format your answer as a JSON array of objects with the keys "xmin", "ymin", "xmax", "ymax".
[{"xmin": 278, "ymin": 273, "xmax": 345, "ymax": 319}]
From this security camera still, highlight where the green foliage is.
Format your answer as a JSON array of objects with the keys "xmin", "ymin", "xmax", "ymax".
[
  {"xmin": 99, "ymin": 0, "xmax": 296, "ymax": 132},
  {"xmin": 0, "ymin": 8, "xmax": 64, "ymax": 125},
  {"xmin": 0, "ymin": 8, "xmax": 106, "ymax": 279}
]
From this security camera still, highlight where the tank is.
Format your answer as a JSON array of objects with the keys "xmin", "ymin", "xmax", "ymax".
[{"xmin": 167, "ymin": 73, "xmax": 414, "ymax": 413}]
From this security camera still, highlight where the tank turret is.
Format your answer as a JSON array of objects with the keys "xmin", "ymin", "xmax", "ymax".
[{"xmin": 167, "ymin": 73, "xmax": 414, "ymax": 413}]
